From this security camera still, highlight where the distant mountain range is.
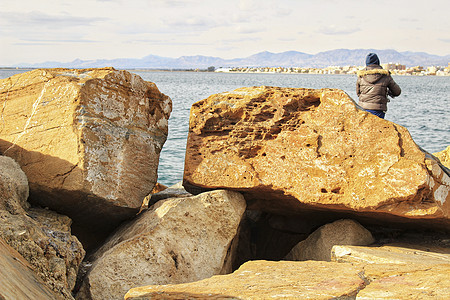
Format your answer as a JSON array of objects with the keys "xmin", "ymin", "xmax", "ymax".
[{"xmin": 12, "ymin": 49, "xmax": 450, "ymax": 69}]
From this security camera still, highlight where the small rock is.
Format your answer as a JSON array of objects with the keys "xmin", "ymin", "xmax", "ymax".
[{"xmin": 285, "ymin": 219, "xmax": 375, "ymax": 261}]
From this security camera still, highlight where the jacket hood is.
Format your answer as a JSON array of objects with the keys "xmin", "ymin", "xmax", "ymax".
[{"xmin": 357, "ymin": 68, "xmax": 390, "ymax": 84}]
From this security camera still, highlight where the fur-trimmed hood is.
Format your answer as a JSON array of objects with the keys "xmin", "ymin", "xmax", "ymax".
[
  {"xmin": 357, "ymin": 67, "xmax": 390, "ymax": 84},
  {"xmin": 357, "ymin": 68, "xmax": 390, "ymax": 77}
]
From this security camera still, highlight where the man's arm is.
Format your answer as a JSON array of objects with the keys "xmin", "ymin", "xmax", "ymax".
[
  {"xmin": 388, "ymin": 77, "xmax": 401, "ymax": 97},
  {"xmin": 356, "ymin": 77, "xmax": 361, "ymax": 97}
]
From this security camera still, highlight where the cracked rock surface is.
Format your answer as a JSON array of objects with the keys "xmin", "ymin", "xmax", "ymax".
[{"xmin": 183, "ymin": 86, "xmax": 450, "ymax": 229}]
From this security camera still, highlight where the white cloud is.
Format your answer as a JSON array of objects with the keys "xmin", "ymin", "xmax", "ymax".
[
  {"xmin": 234, "ymin": 25, "xmax": 266, "ymax": 34},
  {"xmin": 318, "ymin": 25, "xmax": 360, "ymax": 36},
  {"xmin": 0, "ymin": 0, "xmax": 449, "ymax": 65},
  {"xmin": 164, "ymin": 17, "xmax": 220, "ymax": 31},
  {"xmin": 238, "ymin": 0, "xmax": 259, "ymax": 11},
  {"xmin": 0, "ymin": 11, "xmax": 105, "ymax": 28}
]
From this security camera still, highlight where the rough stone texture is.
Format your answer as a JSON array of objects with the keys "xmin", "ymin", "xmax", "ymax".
[
  {"xmin": 124, "ymin": 260, "xmax": 367, "ymax": 299},
  {"xmin": 285, "ymin": 219, "xmax": 374, "ymax": 261},
  {"xmin": 0, "ymin": 237, "xmax": 61, "ymax": 300},
  {"xmin": 434, "ymin": 145, "xmax": 450, "ymax": 169},
  {"xmin": 0, "ymin": 207, "xmax": 85, "ymax": 299},
  {"xmin": 0, "ymin": 68, "xmax": 172, "ymax": 244},
  {"xmin": 183, "ymin": 86, "xmax": 450, "ymax": 229},
  {"xmin": 0, "ymin": 155, "xmax": 29, "ymax": 214},
  {"xmin": 332, "ymin": 244, "xmax": 450, "ymax": 265},
  {"xmin": 76, "ymin": 190, "xmax": 246, "ymax": 300}
]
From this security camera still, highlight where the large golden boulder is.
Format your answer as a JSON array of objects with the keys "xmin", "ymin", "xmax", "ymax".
[
  {"xmin": 0, "ymin": 68, "xmax": 172, "ymax": 244},
  {"xmin": 183, "ymin": 86, "xmax": 450, "ymax": 229}
]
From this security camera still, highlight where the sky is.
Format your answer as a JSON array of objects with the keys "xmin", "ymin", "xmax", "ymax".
[{"xmin": 1, "ymin": 0, "xmax": 449, "ymax": 65}]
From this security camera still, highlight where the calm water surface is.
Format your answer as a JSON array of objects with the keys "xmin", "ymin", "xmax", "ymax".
[{"xmin": 1, "ymin": 70, "xmax": 449, "ymax": 186}]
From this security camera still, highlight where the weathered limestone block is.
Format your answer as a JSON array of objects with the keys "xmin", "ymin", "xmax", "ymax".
[
  {"xmin": 0, "ymin": 68, "xmax": 172, "ymax": 242},
  {"xmin": 434, "ymin": 145, "xmax": 450, "ymax": 169},
  {"xmin": 124, "ymin": 260, "xmax": 367, "ymax": 299},
  {"xmin": 183, "ymin": 86, "xmax": 450, "ymax": 229},
  {"xmin": 76, "ymin": 190, "xmax": 246, "ymax": 300},
  {"xmin": 0, "ymin": 237, "xmax": 61, "ymax": 299},
  {"xmin": 285, "ymin": 219, "xmax": 374, "ymax": 261},
  {"xmin": 0, "ymin": 155, "xmax": 29, "ymax": 214}
]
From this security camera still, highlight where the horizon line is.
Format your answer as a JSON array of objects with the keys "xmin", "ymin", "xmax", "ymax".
[{"xmin": 4, "ymin": 48, "xmax": 450, "ymax": 68}]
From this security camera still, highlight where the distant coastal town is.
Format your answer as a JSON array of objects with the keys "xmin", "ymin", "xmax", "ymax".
[
  {"xmin": 215, "ymin": 63, "xmax": 450, "ymax": 76},
  {"xmin": 2, "ymin": 62, "xmax": 450, "ymax": 77}
]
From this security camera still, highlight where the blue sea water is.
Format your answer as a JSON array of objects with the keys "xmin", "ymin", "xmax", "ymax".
[{"xmin": 1, "ymin": 69, "xmax": 449, "ymax": 187}]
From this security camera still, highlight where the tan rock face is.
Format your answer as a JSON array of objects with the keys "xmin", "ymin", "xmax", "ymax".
[
  {"xmin": 125, "ymin": 260, "xmax": 367, "ymax": 299},
  {"xmin": 183, "ymin": 86, "xmax": 450, "ymax": 229},
  {"xmin": 0, "ymin": 68, "xmax": 172, "ymax": 241},
  {"xmin": 0, "ymin": 237, "xmax": 61, "ymax": 299},
  {"xmin": 285, "ymin": 219, "xmax": 374, "ymax": 261},
  {"xmin": 77, "ymin": 190, "xmax": 246, "ymax": 300}
]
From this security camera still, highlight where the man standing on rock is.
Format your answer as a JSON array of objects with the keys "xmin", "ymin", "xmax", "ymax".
[{"xmin": 356, "ymin": 53, "xmax": 401, "ymax": 119}]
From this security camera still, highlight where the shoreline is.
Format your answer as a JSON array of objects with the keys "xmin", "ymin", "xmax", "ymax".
[{"xmin": 1, "ymin": 67, "xmax": 448, "ymax": 76}]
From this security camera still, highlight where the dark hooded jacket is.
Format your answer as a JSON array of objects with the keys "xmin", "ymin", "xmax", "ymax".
[{"xmin": 356, "ymin": 65, "xmax": 401, "ymax": 111}]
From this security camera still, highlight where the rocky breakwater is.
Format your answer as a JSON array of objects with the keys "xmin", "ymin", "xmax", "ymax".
[
  {"xmin": 183, "ymin": 86, "xmax": 450, "ymax": 229},
  {"xmin": 0, "ymin": 68, "xmax": 172, "ymax": 246}
]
